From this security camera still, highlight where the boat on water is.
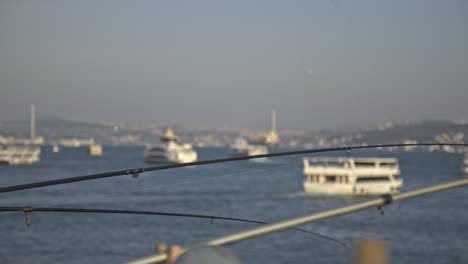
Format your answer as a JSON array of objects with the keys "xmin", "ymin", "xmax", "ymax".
[
  {"xmin": 89, "ymin": 144, "xmax": 103, "ymax": 156},
  {"xmin": 144, "ymin": 128, "xmax": 197, "ymax": 164},
  {"xmin": 52, "ymin": 144, "xmax": 60, "ymax": 153},
  {"xmin": 0, "ymin": 145, "xmax": 41, "ymax": 165},
  {"xmin": 302, "ymin": 157, "xmax": 402, "ymax": 195},
  {"xmin": 230, "ymin": 137, "xmax": 268, "ymax": 157}
]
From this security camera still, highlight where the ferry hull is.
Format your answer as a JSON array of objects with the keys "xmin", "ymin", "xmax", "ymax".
[
  {"xmin": 303, "ymin": 181, "xmax": 402, "ymax": 196},
  {"xmin": 144, "ymin": 151, "xmax": 197, "ymax": 164},
  {"xmin": 230, "ymin": 150, "xmax": 268, "ymax": 162},
  {"xmin": 144, "ymin": 157, "xmax": 177, "ymax": 164}
]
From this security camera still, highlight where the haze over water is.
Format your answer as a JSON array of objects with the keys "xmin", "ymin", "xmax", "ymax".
[{"xmin": 1, "ymin": 1, "xmax": 468, "ymax": 129}]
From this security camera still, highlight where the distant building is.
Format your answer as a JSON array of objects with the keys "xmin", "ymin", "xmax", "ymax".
[
  {"xmin": 403, "ymin": 139, "xmax": 418, "ymax": 151},
  {"xmin": 60, "ymin": 138, "xmax": 95, "ymax": 147},
  {"xmin": 8, "ymin": 104, "xmax": 44, "ymax": 145}
]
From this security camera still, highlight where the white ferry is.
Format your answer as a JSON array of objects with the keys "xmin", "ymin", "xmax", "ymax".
[
  {"xmin": 0, "ymin": 145, "xmax": 41, "ymax": 165},
  {"xmin": 302, "ymin": 157, "xmax": 402, "ymax": 195},
  {"xmin": 144, "ymin": 128, "xmax": 197, "ymax": 164}
]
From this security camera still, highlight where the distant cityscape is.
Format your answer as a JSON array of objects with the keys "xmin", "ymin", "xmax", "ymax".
[{"xmin": 0, "ymin": 106, "xmax": 466, "ymax": 153}]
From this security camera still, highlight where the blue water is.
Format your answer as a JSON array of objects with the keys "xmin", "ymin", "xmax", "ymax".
[{"xmin": 0, "ymin": 147, "xmax": 467, "ymax": 264}]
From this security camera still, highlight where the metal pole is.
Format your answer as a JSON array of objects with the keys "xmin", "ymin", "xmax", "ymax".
[{"xmin": 126, "ymin": 178, "xmax": 468, "ymax": 264}]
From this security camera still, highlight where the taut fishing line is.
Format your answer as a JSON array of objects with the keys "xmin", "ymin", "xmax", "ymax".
[{"xmin": 0, "ymin": 143, "xmax": 465, "ymax": 194}]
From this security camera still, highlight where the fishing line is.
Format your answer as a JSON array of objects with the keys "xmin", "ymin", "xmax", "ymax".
[
  {"xmin": 0, "ymin": 143, "xmax": 465, "ymax": 194},
  {"xmin": 0, "ymin": 165, "xmax": 294, "ymax": 218},
  {"xmin": 0, "ymin": 206, "xmax": 345, "ymax": 246},
  {"xmin": 128, "ymin": 178, "xmax": 468, "ymax": 264},
  {"xmin": 137, "ymin": 162, "xmax": 292, "ymax": 192}
]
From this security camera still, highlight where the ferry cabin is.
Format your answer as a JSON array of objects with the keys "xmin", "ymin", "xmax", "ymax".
[
  {"xmin": 144, "ymin": 128, "xmax": 198, "ymax": 164},
  {"xmin": 0, "ymin": 145, "xmax": 41, "ymax": 165},
  {"xmin": 303, "ymin": 157, "xmax": 402, "ymax": 196}
]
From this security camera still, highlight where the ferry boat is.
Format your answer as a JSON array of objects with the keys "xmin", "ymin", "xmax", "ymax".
[
  {"xmin": 0, "ymin": 145, "xmax": 41, "ymax": 165},
  {"xmin": 89, "ymin": 144, "xmax": 103, "ymax": 156},
  {"xmin": 144, "ymin": 128, "xmax": 197, "ymax": 164},
  {"xmin": 302, "ymin": 157, "xmax": 402, "ymax": 195},
  {"xmin": 230, "ymin": 137, "xmax": 268, "ymax": 157}
]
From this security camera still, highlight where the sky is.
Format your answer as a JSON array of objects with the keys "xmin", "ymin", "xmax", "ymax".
[{"xmin": 1, "ymin": 0, "xmax": 467, "ymax": 129}]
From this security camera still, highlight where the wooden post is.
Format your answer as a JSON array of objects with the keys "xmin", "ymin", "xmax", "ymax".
[
  {"xmin": 155, "ymin": 243, "xmax": 183, "ymax": 264},
  {"xmin": 167, "ymin": 246, "xmax": 183, "ymax": 264},
  {"xmin": 353, "ymin": 236, "xmax": 389, "ymax": 264},
  {"xmin": 156, "ymin": 243, "xmax": 167, "ymax": 254}
]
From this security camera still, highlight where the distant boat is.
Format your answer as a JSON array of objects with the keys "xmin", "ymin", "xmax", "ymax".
[
  {"xmin": 52, "ymin": 144, "xmax": 60, "ymax": 153},
  {"xmin": 0, "ymin": 145, "xmax": 40, "ymax": 165},
  {"xmin": 230, "ymin": 137, "xmax": 268, "ymax": 157},
  {"xmin": 302, "ymin": 157, "xmax": 402, "ymax": 195},
  {"xmin": 60, "ymin": 138, "xmax": 95, "ymax": 147},
  {"xmin": 144, "ymin": 128, "xmax": 197, "ymax": 164},
  {"xmin": 243, "ymin": 110, "xmax": 280, "ymax": 147},
  {"xmin": 89, "ymin": 144, "xmax": 103, "ymax": 156}
]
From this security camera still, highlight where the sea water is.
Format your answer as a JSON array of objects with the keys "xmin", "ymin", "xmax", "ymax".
[{"xmin": 0, "ymin": 146, "xmax": 467, "ymax": 263}]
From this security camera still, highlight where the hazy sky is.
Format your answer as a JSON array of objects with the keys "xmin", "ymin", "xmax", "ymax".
[{"xmin": 1, "ymin": 0, "xmax": 467, "ymax": 129}]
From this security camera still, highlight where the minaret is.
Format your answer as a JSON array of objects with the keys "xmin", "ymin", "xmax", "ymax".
[
  {"xmin": 265, "ymin": 110, "xmax": 280, "ymax": 145},
  {"xmin": 30, "ymin": 104, "xmax": 36, "ymax": 140}
]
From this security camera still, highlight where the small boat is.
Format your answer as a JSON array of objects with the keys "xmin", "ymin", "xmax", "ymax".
[
  {"xmin": 144, "ymin": 128, "xmax": 197, "ymax": 164},
  {"xmin": 89, "ymin": 144, "xmax": 103, "ymax": 156},
  {"xmin": 0, "ymin": 145, "xmax": 41, "ymax": 165},
  {"xmin": 302, "ymin": 157, "xmax": 402, "ymax": 195},
  {"xmin": 230, "ymin": 137, "xmax": 268, "ymax": 157},
  {"xmin": 52, "ymin": 144, "xmax": 60, "ymax": 153}
]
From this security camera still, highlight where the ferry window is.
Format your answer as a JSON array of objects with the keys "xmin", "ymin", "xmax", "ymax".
[
  {"xmin": 356, "ymin": 177, "xmax": 390, "ymax": 182},
  {"xmin": 150, "ymin": 147, "xmax": 164, "ymax": 151},
  {"xmin": 326, "ymin": 176, "xmax": 336, "ymax": 182},
  {"xmin": 380, "ymin": 162, "xmax": 396, "ymax": 168},
  {"xmin": 354, "ymin": 162, "xmax": 375, "ymax": 167},
  {"xmin": 317, "ymin": 161, "xmax": 343, "ymax": 167}
]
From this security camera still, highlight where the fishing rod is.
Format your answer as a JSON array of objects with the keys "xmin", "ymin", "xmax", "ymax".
[
  {"xmin": 0, "ymin": 206, "xmax": 345, "ymax": 246},
  {"xmin": 0, "ymin": 143, "xmax": 465, "ymax": 194},
  {"xmin": 127, "ymin": 177, "xmax": 468, "ymax": 264}
]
